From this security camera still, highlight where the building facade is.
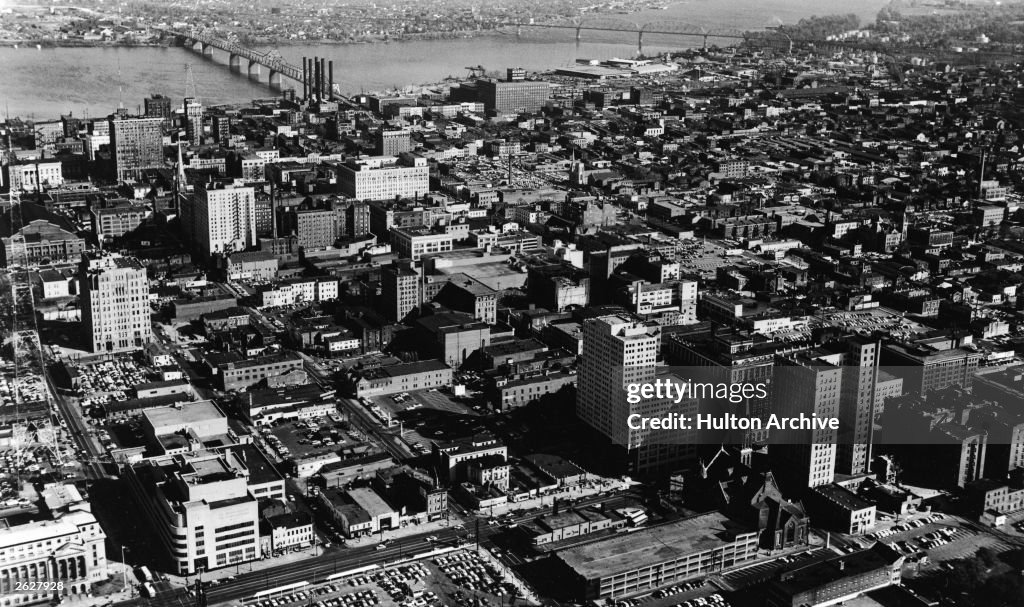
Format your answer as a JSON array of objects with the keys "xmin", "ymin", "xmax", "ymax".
[
  {"xmin": 125, "ymin": 451, "xmax": 262, "ymax": 575},
  {"xmin": 109, "ymin": 115, "xmax": 164, "ymax": 182},
  {"xmin": 195, "ymin": 180, "xmax": 257, "ymax": 258},
  {"xmin": 79, "ymin": 252, "xmax": 151, "ymax": 353},
  {"xmin": 0, "ymin": 510, "xmax": 108, "ymax": 602}
]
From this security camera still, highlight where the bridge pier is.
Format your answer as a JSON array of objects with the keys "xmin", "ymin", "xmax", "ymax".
[
  {"xmin": 268, "ymin": 70, "xmax": 282, "ymax": 88},
  {"xmin": 248, "ymin": 59, "xmax": 261, "ymax": 78},
  {"xmin": 638, "ymin": 31, "xmax": 643, "ymax": 56},
  {"xmin": 200, "ymin": 42, "xmax": 213, "ymax": 57},
  {"xmin": 702, "ymin": 33, "xmax": 709, "ymax": 51},
  {"xmin": 516, "ymin": 24, "xmax": 521, "ymax": 38},
  {"xmin": 229, "ymin": 53, "xmax": 241, "ymax": 70}
]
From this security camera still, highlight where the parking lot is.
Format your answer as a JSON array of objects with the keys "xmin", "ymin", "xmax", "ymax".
[
  {"xmin": 72, "ymin": 355, "xmax": 154, "ymax": 410},
  {"xmin": 865, "ymin": 513, "xmax": 1015, "ymax": 569},
  {"xmin": 367, "ymin": 390, "xmax": 481, "ymax": 455},
  {"xmin": 432, "ymin": 551, "xmax": 518, "ymax": 603},
  {"xmin": 246, "ymin": 550, "xmax": 521, "ymax": 607},
  {"xmin": 259, "ymin": 414, "xmax": 361, "ymax": 461},
  {"xmin": 0, "ymin": 446, "xmax": 67, "ymax": 491},
  {"xmin": 0, "ymin": 368, "xmax": 47, "ymax": 407}
]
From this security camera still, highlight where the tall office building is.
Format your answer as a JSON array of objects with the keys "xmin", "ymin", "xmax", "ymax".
[
  {"xmin": 835, "ymin": 336, "xmax": 881, "ymax": 476},
  {"xmin": 772, "ymin": 352, "xmax": 841, "ymax": 489},
  {"xmin": 109, "ymin": 115, "xmax": 164, "ymax": 182},
  {"xmin": 184, "ymin": 97, "xmax": 204, "ymax": 145},
  {"xmin": 329, "ymin": 200, "xmax": 370, "ymax": 238},
  {"xmin": 577, "ymin": 315, "xmax": 693, "ymax": 474},
  {"xmin": 382, "ymin": 263, "xmax": 421, "ymax": 321},
  {"xmin": 288, "ymin": 208, "xmax": 338, "ymax": 250},
  {"xmin": 79, "ymin": 251, "xmax": 151, "ymax": 353},
  {"xmin": 195, "ymin": 180, "xmax": 257, "ymax": 258},
  {"xmin": 212, "ymin": 114, "xmax": 232, "ymax": 144},
  {"xmin": 345, "ymin": 202, "xmax": 371, "ymax": 237},
  {"xmin": 376, "ymin": 128, "xmax": 413, "ymax": 156}
]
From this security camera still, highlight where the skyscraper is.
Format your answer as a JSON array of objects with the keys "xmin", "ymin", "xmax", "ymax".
[
  {"xmin": 835, "ymin": 336, "xmax": 881, "ymax": 477},
  {"xmin": 195, "ymin": 180, "xmax": 256, "ymax": 258},
  {"xmin": 79, "ymin": 252, "xmax": 151, "ymax": 353},
  {"xmin": 184, "ymin": 97, "xmax": 204, "ymax": 146},
  {"xmin": 577, "ymin": 315, "xmax": 694, "ymax": 474},
  {"xmin": 772, "ymin": 352, "xmax": 841, "ymax": 489},
  {"xmin": 109, "ymin": 115, "xmax": 164, "ymax": 182}
]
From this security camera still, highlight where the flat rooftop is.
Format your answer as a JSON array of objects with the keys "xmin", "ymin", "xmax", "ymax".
[
  {"xmin": 348, "ymin": 487, "xmax": 395, "ymax": 517},
  {"xmin": 143, "ymin": 400, "xmax": 223, "ymax": 430},
  {"xmin": 555, "ymin": 512, "xmax": 754, "ymax": 580},
  {"xmin": 772, "ymin": 545, "xmax": 901, "ymax": 597}
]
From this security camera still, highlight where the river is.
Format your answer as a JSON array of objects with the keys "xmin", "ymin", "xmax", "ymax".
[{"xmin": 1, "ymin": 0, "xmax": 888, "ymax": 120}]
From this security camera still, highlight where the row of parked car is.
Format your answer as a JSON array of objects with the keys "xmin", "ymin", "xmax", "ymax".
[
  {"xmin": 868, "ymin": 514, "xmax": 943, "ymax": 540},
  {"xmin": 651, "ymin": 580, "xmax": 705, "ymax": 599}
]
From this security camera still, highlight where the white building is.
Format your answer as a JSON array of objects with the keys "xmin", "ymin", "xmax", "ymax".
[
  {"xmin": 195, "ymin": 180, "xmax": 256, "ymax": 259},
  {"xmin": 338, "ymin": 155, "xmax": 429, "ymax": 201},
  {"xmin": 391, "ymin": 227, "xmax": 453, "ymax": 261},
  {"xmin": 126, "ymin": 450, "xmax": 265, "ymax": 575},
  {"xmin": 0, "ymin": 509, "xmax": 108, "ymax": 601},
  {"xmin": 79, "ymin": 252, "xmax": 151, "ymax": 353},
  {"xmin": 577, "ymin": 315, "xmax": 660, "ymax": 449},
  {"xmin": 5, "ymin": 161, "xmax": 63, "ymax": 192}
]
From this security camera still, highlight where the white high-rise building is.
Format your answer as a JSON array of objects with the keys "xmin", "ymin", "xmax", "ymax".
[
  {"xmin": 195, "ymin": 180, "xmax": 256, "ymax": 258},
  {"xmin": 577, "ymin": 315, "xmax": 695, "ymax": 474},
  {"xmin": 184, "ymin": 97, "xmax": 204, "ymax": 146},
  {"xmin": 79, "ymin": 252, "xmax": 151, "ymax": 353},
  {"xmin": 578, "ymin": 315, "xmax": 660, "ymax": 448}
]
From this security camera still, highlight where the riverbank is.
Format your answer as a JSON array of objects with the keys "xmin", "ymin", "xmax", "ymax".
[{"xmin": 0, "ymin": 27, "xmax": 516, "ymax": 50}]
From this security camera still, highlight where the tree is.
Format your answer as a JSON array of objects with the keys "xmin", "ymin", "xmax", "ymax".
[{"xmin": 977, "ymin": 546, "xmax": 999, "ymax": 568}]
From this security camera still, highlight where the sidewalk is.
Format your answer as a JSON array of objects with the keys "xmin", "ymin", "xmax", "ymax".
[
  {"xmin": 347, "ymin": 516, "xmax": 457, "ymax": 548},
  {"xmin": 161, "ymin": 543, "xmax": 327, "ymax": 589}
]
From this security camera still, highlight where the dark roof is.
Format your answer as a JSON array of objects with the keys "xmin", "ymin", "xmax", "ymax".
[
  {"xmin": 0, "ymin": 202, "xmax": 77, "ymax": 237},
  {"xmin": 771, "ymin": 544, "xmax": 902, "ymax": 598}
]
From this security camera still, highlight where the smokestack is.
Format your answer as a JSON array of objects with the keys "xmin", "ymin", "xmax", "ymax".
[
  {"xmin": 304, "ymin": 58, "xmax": 310, "ymax": 99},
  {"xmin": 302, "ymin": 57, "xmax": 309, "ymax": 99},
  {"xmin": 320, "ymin": 58, "xmax": 327, "ymax": 102},
  {"xmin": 313, "ymin": 57, "xmax": 321, "ymax": 101},
  {"xmin": 328, "ymin": 61, "xmax": 334, "ymax": 100}
]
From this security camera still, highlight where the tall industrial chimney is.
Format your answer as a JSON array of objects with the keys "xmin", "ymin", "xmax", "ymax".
[
  {"xmin": 313, "ymin": 57, "xmax": 321, "ymax": 101},
  {"xmin": 302, "ymin": 57, "xmax": 309, "ymax": 99},
  {"xmin": 320, "ymin": 58, "xmax": 327, "ymax": 102},
  {"xmin": 328, "ymin": 61, "xmax": 334, "ymax": 100}
]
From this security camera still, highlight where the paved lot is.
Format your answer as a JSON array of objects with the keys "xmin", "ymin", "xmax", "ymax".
[
  {"xmin": 369, "ymin": 390, "xmax": 481, "ymax": 452},
  {"xmin": 262, "ymin": 416, "xmax": 364, "ymax": 460}
]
